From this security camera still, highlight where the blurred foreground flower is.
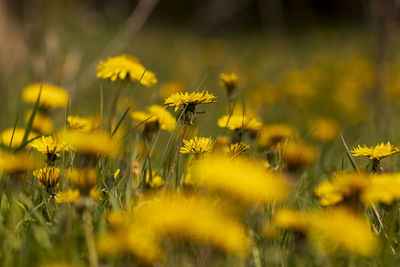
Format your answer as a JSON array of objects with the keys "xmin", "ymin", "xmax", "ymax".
[
  {"xmin": 1, "ymin": 128, "xmax": 37, "ymax": 148},
  {"xmin": 131, "ymin": 105, "xmax": 176, "ymax": 132},
  {"xmin": 22, "ymin": 83, "xmax": 68, "ymax": 109},
  {"xmin": 282, "ymin": 141, "xmax": 317, "ymax": 171},
  {"xmin": 191, "ymin": 155, "xmax": 290, "ymax": 204}
]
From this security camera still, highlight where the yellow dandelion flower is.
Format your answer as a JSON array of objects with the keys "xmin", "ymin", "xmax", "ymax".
[
  {"xmin": 258, "ymin": 124, "xmax": 296, "ymax": 148},
  {"xmin": 160, "ymin": 81, "xmax": 185, "ymax": 99},
  {"xmin": 361, "ymin": 173, "xmax": 400, "ymax": 205},
  {"xmin": 219, "ymin": 73, "xmax": 238, "ymax": 89},
  {"xmin": 25, "ymin": 111, "xmax": 54, "ymax": 134},
  {"xmin": 308, "ymin": 118, "xmax": 339, "ymax": 142},
  {"xmin": 136, "ymin": 194, "xmax": 250, "ymax": 255},
  {"xmin": 0, "ymin": 152, "xmax": 41, "ymax": 175},
  {"xmin": 192, "ymin": 155, "xmax": 290, "ymax": 204},
  {"xmin": 180, "ymin": 137, "xmax": 215, "ymax": 155},
  {"xmin": 55, "ymin": 189, "xmax": 80, "ymax": 203},
  {"xmin": 1, "ymin": 128, "xmax": 37, "ymax": 148},
  {"xmin": 33, "ymin": 166, "xmax": 60, "ymax": 187},
  {"xmin": 164, "ymin": 91, "xmax": 217, "ymax": 112},
  {"xmin": 142, "ymin": 171, "xmax": 164, "ymax": 188},
  {"xmin": 314, "ymin": 172, "xmax": 370, "ymax": 206},
  {"xmin": 309, "ymin": 207, "xmax": 378, "ymax": 256},
  {"xmin": 60, "ymin": 130, "xmax": 120, "ymax": 158},
  {"xmin": 96, "ymin": 54, "xmax": 157, "ymax": 87},
  {"xmin": 270, "ymin": 209, "xmax": 310, "ymax": 234},
  {"xmin": 225, "ymin": 143, "xmax": 250, "ymax": 158},
  {"xmin": 131, "ymin": 105, "xmax": 176, "ymax": 132},
  {"xmin": 351, "ymin": 142, "xmax": 400, "ymax": 160},
  {"xmin": 67, "ymin": 115, "xmax": 96, "ymax": 132},
  {"xmin": 22, "ymin": 83, "xmax": 68, "ymax": 109},
  {"xmin": 98, "ymin": 224, "xmax": 163, "ymax": 263},
  {"xmin": 30, "ymin": 135, "xmax": 69, "ymax": 159},
  {"xmin": 217, "ymin": 115, "xmax": 262, "ymax": 131},
  {"xmin": 282, "ymin": 141, "xmax": 317, "ymax": 170},
  {"xmin": 67, "ymin": 168, "xmax": 98, "ymax": 193}
]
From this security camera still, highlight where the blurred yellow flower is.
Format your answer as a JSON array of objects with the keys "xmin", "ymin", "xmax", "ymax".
[
  {"xmin": 55, "ymin": 189, "xmax": 80, "ymax": 203},
  {"xmin": 351, "ymin": 142, "xmax": 400, "ymax": 160},
  {"xmin": 0, "ymin": 152, "xmax": 41, "ymax": 175},
  {"xmin": 67, "ymin": 168, "xmax": 98, "ymax": 193},
  {"xmin": 180, "ymin": 137, "xmax": 215, "ymax": 155},
  {"xmin": 25, "ymin": 111, "xmax": 54, "ymax": 134},
  {"xmin": 60, "ymin": 130, "xmax": 120, "ymax": 158},
  {"xmin": 164, "ymin": 91, "xmax": 217, "ymax": 112},
  {"xmin": 308, "ymin": 118, "xmax": 339, "ymax": 142},
  {"xmin": 130, "ymin": 105, "xmax": 176, "ymax": 132},
  {"xmin": 0, "ymin": 128, "xmax": 37, "ymax": 148},
  {"xmin": 22, "ymin": 83, "xmax": 68, "ymax": 109},
  {"xmin": 282, "ymin": 141, "xmax": 317, "ymax": 170},
  {"xmin": 159, "ymin": 81, "xmax": 185, "ymax": 99},
  {"xmin": 362, "ymin": 173, "xmax": 400, "ymax": 205},
  {"xmin": 96, "ymin": 54, "xmax": 157, "ymax": 87},
  {"xmin": 192, "ymin": 155, "xmax": 290, "ymax": 204},
  {"xmin": 67, "ymin": 115, "xmax": 96, "ymax": 132},
  {"xmin": 217, "ymin": 115, "xmax": 262, "ymax": 131},
  {"xmin": 258, "ymin": 124, "xmax": 296, "ymax": 148},
  {"xmin": 219, "ymin": 73, "xmax": 238, "ymax": 89},
  {"xmin": 270, "ymin": 208, "xmax": 310, "ymax": 234}
]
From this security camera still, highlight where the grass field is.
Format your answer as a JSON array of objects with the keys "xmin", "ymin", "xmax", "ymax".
[{"xmin": 2, "ymin": 9, "xmax": 400, "ymax": 266}]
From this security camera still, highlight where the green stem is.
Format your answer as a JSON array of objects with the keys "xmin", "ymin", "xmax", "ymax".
[{"xmin": 83, "ymin": 209, "xmax": 98, "ymax": 267}]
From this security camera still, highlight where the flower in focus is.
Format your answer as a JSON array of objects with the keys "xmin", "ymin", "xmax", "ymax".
[
  {"xmin": 258, "ymin": 124, "xmax": 296, "ymax": 148},
  {"xmin": 33, "ymin": 167, "xmax": 60, "ymax": 195},
  {"xmin": 30, "ymin": 136, "xmax": 69, "ymax": 163},
  {"xmin": 180, "ymin": 137, "xmax": 215, "ymax": 155},
  {"xmin": 164, "ymin": 91, "xmax": 217, "ymax": 112},
  {"xmin": 225, "ymin": 143, "xmax": 249, "ymax": 158},
  {"xmin": 308, "ymin": 118, "xmax": 339, "ymax": 142},
  {"xmin": 22, "ymin": 83, "xmax": 68, "ymax": 109},
  {"xmin": 192, "ymin": 155, "xmax": 290, "ymax": 204},
  {"xmin": 96, "ymin": 54, "xmax": 157, "ymax": 87},
  {"xmin": 217, "ymin": 115, "xmax": 262, "ymax": 132},
  {"xmin": 282, "ymin": 141, "xmax": 317, "ymax": 171},
  {"xmin": 351, "ymin": 142, "xmax": 399, "ymax": 160},
  {"xmin": 130, "ymin": 105, "xmax": 176, "ymax": 132},
  {"xmin": 0, "ymin": 128, "xmax": 37, "ymax": 148}
]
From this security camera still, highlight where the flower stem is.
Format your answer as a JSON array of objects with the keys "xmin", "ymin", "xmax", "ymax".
[
  {"xmin": 109, "ymin": 84, "xmax": 123, "ymax": 130},
  {"xmin": 163, "ymin": 124, "xmax": 187, "ymax": 191},
  {"xmin": 83, "ymin": 209, "xmax": 98, "ymax": 267}
]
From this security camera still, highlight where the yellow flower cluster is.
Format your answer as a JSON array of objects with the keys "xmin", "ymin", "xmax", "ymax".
[{"xmin": 180, "ymin": 137, "xmax": 215, "ymax": 155}]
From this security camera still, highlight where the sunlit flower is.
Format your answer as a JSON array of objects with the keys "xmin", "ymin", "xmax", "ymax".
[
  {"xmin": 225, "ymin": 143, "xmax": 249, "ymax": 158},
  {"xmin": 164, "ymin": 91, "xmax": 217, "ymax": 112},
  {"xmin": 96, "ymin": 54, "xmax": 157, "ymax": 87},
  {"xmin": 130, "ymin": 105, "xmax": 176, "ymax": 132},
  {"xmin": 0, "ymin": 128, "xmax": 37, "ymax": 148},
  {"xmin": 258, "ymin": 124, "xmax": 296, "ymax": 148},
  {"xmin": 180, "ymin": 137, "xmax": 215, "ymax": 155},
  {"xmin": 22, "ymin": 83, "xmax": 68, "ymax": 109},
  {"xmin": 67, "ymin": 115, "xmax": 96, "ymax": 132},
  {"xmin": 282, "ymin": 141, "xmax": 317, "ymax": 170},
  {"xmin": 33, "ymin": 167, "xmax": 60, "ymax": 194},
  {"xmin": 217, "ymin": 115, "xmax": 262, "ymax": 131},
  {"xmin": 30, "ymin": 136, "xmax": 69, "ymax": 162},
  {"xmin": 308, "ymin": 118, "xmax": 339, "ymax": 142},
  {"xmin": 351, "ymin": 142, "xmax": 399, "ymax": 160},
  {"xmin": 60, "ymin": 130, "xmax": 120, "ymax": 158},
  {"xmin": 25, "ymin": 110, "xmax": 54, "ymax": 134},
  {"xmin": 67, "ymin": 168, "xmax": 98, "ymax": 194},
  {"xmin": 192, "ymin": 155, "xmax": 290, "ymax": 204}
]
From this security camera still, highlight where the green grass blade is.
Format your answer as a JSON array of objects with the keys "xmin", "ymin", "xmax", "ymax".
[
  {"xmin": 339, "ymin": 131, "xmax": 359, "ymax": 173},
  {"xmin": 112, "ymin": 106, "xmax": 130, "ymax": 136},
  {"xmin": 8, "ymin": 114, "xmax": 19, "ymax": 152}
]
